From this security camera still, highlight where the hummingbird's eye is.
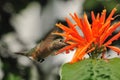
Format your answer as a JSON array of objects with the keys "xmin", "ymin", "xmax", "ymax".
[{"xmin": 59, "ymin": 39, "xmax": 63, "ymax": 42}]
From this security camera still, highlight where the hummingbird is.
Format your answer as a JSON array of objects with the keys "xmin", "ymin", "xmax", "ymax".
[{"xmin": 15, "ymin": 27, "xmax": 68, "ymax": 62}]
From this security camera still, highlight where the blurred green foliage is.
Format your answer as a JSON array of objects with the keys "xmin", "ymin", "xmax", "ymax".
[
  {"xmin": 6, "ymin": 73, "xmax": 21, "ymax": 80},
  {"xmin": 84, "ymin": 0, "xmax": 120, "ymax": 13}
]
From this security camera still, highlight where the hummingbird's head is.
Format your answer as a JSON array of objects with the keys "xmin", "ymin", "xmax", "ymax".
[{"xmin": 50, "ymin": 38, "xmax": 69, "ymax": 51}]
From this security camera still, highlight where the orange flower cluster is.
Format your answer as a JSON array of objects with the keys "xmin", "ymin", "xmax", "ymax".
[{"xmin": 53, "ymin": 8, "xmax": 120, "ymax": 63}]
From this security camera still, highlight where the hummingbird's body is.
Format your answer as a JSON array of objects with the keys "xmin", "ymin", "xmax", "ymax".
[
  {"xmin": 16, "ymin": 27, "xmax": 68, "ymax": 62},
  {"xmin": 27, "ymin": 38, "xmax": 67, "ymax": 62}
]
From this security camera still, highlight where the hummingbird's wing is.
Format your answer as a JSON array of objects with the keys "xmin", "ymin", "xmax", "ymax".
[{"xmin": 15, "ymin": 27, "xmax": 67, "ymax": 62}]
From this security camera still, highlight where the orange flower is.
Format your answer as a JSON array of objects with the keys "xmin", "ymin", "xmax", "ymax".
[{"xmin": 53, "ymin": 8, "xmax": 120, "ymax": 63}]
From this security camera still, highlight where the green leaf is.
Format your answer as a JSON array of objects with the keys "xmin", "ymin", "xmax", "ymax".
[{"xmin": 60, "ymin": 58, "xmax": 120, "ymax": 80}]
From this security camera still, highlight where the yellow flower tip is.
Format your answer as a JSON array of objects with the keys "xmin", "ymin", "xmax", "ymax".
[
  {"xmin": 113, "ymin": 7, "xmax": 117, "ymax": 11},
  {"xmin": 112, "ymin": 8, "xmax": 117, "ymax": 15},
  {"xmin": 51, "ymin": 32, "xmax": 58, "ymax": 35},
  {"xmin": 55, "ymin": 23, "xmax": 59, "ymax": 26},
  {"xmin": 103, "ymin": 9, "xmax": 106, "ymax": 12},
  {"xmin": 55, "ymin": 23, "xmax": 63, "ymax": 27},
  {"xmin": 83, "ymin": 12, "xmax": 88, "ymax": 19},
  {"xmin": 83, "ymin": 12, "xmax": 87, "ymax": 15}
]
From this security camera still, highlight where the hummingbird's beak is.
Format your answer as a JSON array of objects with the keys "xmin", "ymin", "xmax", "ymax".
[{"xmin": 14, "ymin": 52, "xmax": 26, "ymax": 56}]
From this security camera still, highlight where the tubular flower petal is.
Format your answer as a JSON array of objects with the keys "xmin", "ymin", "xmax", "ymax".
[
  {"xmin": 100, "ymin": 9, "xmax": 106, "ymax": 24},
  {"xmin": 106, "ymin": 8, "xmax": 117, "ymax": 22},
  {"xmin": 107, "ymin": 46, "xmax": 120, "ymax": 54},
  {"xmin": 53, "ymin": 8, "xmax": 120, "ymax": 63},
  {"xmin": 104, "ymin": 32, "xmax": 120, "ymax": 46},
  {"xmin": 91, "ymin": 11, "xmax": 95, "ymax": 21},
  {"xmin": 100, "ymin": 22, "xmax": 120, "ymax": 44},
  {"xmin": 82, "ymin": 13, "xmax": 93, "ymax": 42}
]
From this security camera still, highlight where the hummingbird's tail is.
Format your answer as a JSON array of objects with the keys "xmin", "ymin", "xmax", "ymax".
[{"xmin": 15, "ymin": 52, "xmax": 26, "ymax": 55}]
